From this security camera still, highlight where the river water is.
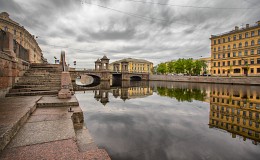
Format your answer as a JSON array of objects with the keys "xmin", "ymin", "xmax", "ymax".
[{"xmin": 75, "ymin": 81, "xmax": 260, "ymax": 160}]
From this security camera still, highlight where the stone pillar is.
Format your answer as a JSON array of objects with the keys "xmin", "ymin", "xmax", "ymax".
[{"xmin": 3, "ymin": 32, "xmax": 16, "ymax": 58}]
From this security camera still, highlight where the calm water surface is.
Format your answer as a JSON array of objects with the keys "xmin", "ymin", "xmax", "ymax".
[{"xmin": 76, "ymin": 81, "xmax": 260, "ymax": 160}]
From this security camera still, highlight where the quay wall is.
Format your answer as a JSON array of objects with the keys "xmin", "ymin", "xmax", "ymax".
[{"xmin": 149, "ymin": 75, "xmax": 260, "ymax": 85}]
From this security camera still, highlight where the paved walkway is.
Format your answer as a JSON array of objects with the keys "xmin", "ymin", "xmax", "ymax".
[{"xmin": 0, "ymin": 95, "xmax": 110, "ymax": 160}]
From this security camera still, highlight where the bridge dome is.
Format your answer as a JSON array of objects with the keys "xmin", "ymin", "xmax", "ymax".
[
  {"xmin": 95, "ymin": 58, "xmax": 101, "ymax": 63},
  {"xmin": 101, "ymin": 55, "xmax": 109, "ymax": 60}
]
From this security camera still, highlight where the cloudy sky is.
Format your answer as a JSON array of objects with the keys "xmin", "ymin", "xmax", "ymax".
[{"xmin": 1, "ymin": 0, "xmax": 260, "ymax": 68}]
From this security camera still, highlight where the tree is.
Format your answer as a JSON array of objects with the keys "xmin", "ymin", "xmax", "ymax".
[
  {"xmin": 168, "ymin": 61, "xmax": 175, "ymax": 73},
  {"xmin": 184, "ymin": 58, "xmax": 193, "ymax": 75},
  {"xmin": 157, "ymin": 63, "xmax": 168, "ymax": 74},
  {"xmin": 175, "ymin": 59, "xmax": 185, "ymax": 74}
]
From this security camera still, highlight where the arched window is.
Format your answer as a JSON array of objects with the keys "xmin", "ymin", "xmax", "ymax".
[
  {"xmin": 239, "ymin": 43, "xmax": 242, "ymax": 48},
  {"xmin": 245, "ymin": 41, "xmax": 248, "ymax": 47},
  {"xmin": 251, "ymin": 40, "xmax": 255, "ymax": 46}
]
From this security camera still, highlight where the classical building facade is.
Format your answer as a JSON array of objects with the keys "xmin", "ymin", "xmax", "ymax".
[
  {"xmin": 109, "ymin": 58, "xmax": 153, "ymax": 74},
  {"xmin": 210, "ymin": 20, "xmax": 260, "ymax": 76},
  {"xmin": 0, "ymin": 12, "xmax": 44, "ymax": 63}
]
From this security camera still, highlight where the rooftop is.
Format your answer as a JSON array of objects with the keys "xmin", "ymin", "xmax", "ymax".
[
  {"xmin": 211, "ymin": 20, "xmax": 260, "ymax": 38},
  {"xmin": 110, "ymin": 58, "xmax": 153, "ymax": 64}
]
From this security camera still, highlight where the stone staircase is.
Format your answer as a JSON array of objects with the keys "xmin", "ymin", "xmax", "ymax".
[{"xmin": 6, "ymin": 64, "xmax": 62, "ymax": 97}]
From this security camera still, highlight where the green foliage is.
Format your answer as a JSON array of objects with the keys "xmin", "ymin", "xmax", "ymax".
[
  {"xmin": 157, "ymin": 87, "xmax": 206, "ymax": 102},
  {"xmin": 156, "ymin": 58, "xmax": 208, "ymax": 75}
]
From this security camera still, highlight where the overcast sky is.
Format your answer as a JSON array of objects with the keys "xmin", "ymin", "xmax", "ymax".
[{"xmin": 1, "ymin": 0, "xmax": 260, "ymax": 68}]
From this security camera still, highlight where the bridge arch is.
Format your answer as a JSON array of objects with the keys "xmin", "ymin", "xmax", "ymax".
[{"xmin": 130, "ymin": 75, "xmax": 142, "ymax": 81}]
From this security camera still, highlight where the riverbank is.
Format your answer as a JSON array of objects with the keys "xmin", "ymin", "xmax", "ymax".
[
  {"xmin": 149, "ymin": 75, "xmax": 260, "ymax": 85},
  {"xmin": 0, "ymin": 95, "xmax": 110, "ymax": 159}
]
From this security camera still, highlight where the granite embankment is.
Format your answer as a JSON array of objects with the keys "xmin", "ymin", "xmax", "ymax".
[
  {"xmin": 0, "ymin": 64, "xmax": 110, "ymax": 160},
  {"xmin": 149, "ymin": 75, "xmax": 260, "ymax": 85}
]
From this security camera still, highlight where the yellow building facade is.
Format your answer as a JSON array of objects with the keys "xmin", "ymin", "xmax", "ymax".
[
  {"xmin": 210, "ymin": 21, "xmax": 260, "ymax": 76},
  {"xmin": 0, "ymin": 12, "xmax": 44, "ymax": 63},
  {"xmin": 109, "ymin": 58, "xmax": 153, "ymax": 74},
  {"xmin": 209, "ymin": 86, "xmax": 260, "ymax": 144}
]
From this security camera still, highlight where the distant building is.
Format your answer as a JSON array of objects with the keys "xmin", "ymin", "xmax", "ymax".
[
  {"xmin": 199, "ymin": 57, "xmax": 211, "ymax": 75},
  {"xmin": 210, "ymin": 20, "xmax": 260, "ymax": 76},
  {"xmin": 109, "ymin": 58, "xmax": 153, "ymax": 74},
  {"xmin": 0, "ymin": 12, "xmax": 45, "ymax": 63}
]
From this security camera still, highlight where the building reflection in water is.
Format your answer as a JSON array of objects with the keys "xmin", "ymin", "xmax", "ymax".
[
  {"xmin": 209, "ymin": 85, "xmax": 260, "ymax": 145},
  {"xmin": 93, "ymin": 81, "xmax": 153, "ymax": 105}
]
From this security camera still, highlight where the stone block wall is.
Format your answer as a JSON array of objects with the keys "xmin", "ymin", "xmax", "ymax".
[{"xmin": 149, "ymin": 75, "xmax": 260, "ymax": 85}]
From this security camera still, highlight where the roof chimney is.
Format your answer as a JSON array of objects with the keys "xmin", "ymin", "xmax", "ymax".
[
  {"xmin": 246, "ymin": 24, "xmax": 249, "ymax": 28},
  {"xmin": 235, "ymin": 26, "xmax": 239, "ymax": 31}
]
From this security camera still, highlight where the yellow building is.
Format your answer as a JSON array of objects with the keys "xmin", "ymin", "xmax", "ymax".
[
  {"xmin": 209, "ymin": 86, "xmax": 260, "ymax": 145},
  {"xmin": 109, "ymin": 58, "xmax": 153, "ymax": 74},
  {"xmin": 0, "ymin": 12, "xmax": 44, "ymax": 63},
  {"xmin": 210, "ymin": 20, "xmax": 260, "ymax": 76},
  {"xmin": 199, "ymin": 57, "xmax": 211, "ymax": 75}
]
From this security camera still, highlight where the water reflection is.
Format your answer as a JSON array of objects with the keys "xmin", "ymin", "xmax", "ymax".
[
  {"xmin": 76, "ymin": 82, "xmax": 260, "ymax": 160},
  {"xmin": 209, "ymin": 85, "xmax": 260, "ymax": 145}
]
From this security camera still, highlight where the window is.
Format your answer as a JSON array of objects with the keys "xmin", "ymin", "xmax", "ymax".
[
  {"xmin": 233, "ymin": 35, "xmax": 236, "ymax": 41},
  {"xmin": 239, "ymin": 34, "xmax": 242, "ymax": 39},
  {"xmin": 245, "ymin": 41, "xmax": 248, "ymax": 47},
  {"xmin": 223, "ymin": 38, "xmax": 225, "ymax": 43},
  {"xmin": 234, "ymin": 68, "xmax": 241, "ymax": 73},
  {"xmin": 233, "ymin": 60, "xmax": 236, "ymax": 65},
  {"xmin": 233, "ymin": 52, "xmax": 236, "ymax": 57},
  {"xmin": 228, "ymin": 61, "xmax": 230, "ymax": 66},
  {"xmin": 214, "ymin": 62, "xmax": 216, "ymax": 67},
  {"xmin": 218, "ymin": 62, "xmax": 220, "ymax": 66},
  {"xmin": 239, "ymin": 43, "xmax": 242, "ymax": 48},
  {"xmin": 251, "ymin": 68, "xmax": 254, "ymax": 74},
  {"xmin": 218, "ymin": 39, "xmax": 221, "ymax": 44},
  {"xmin": 258, "ymin": 49, "xmax": 260, "ymax": 54},
  {"xmin": 244, "ymin": 50, "xmax": 248, "ymax": 56},
  {"xmin": 251, "ymin": 40, "xmax": 255, "ymax": 46},
  {"xmin": 259, "ymin": 29, "xmax": 260, "ymax": 36},
  {"xmin": 245, "ymin": 32, "xmax": 249, "ymax": 38},
  {"xmin": 251, "ymin": 49, "xmax": 254, "ymax": 55},
  {"xmin": 258, "ymin": 39, "xmax": 260, "ymax": 45},
  {"xmin": 218, "ymin": 47, "xmax": 220, "ymax": 51},
  {"xmin": 214, "ymin": 70, "xmax": 216, "ymax": 74},
  {"xmin": 223, "ymin": 46, "xmax": 226, "ymax": 50},
  {"xmin": 14, "ymin": 29, "xmax": 16, "ymax": 35},
  {"xmin": 257, "ymin": 58, "xmax": 260, "ymax": 64},
  {"xmin": 223, "ymin": 62, "xmax": 225, "ymax": 66},
  {"xmin": 244, "ymin": 59, "xmax": 248, "ymax": 65},
  {"xmin": 228, "ymin": 53, "xmax": 230, "ymax": 57},
  {"xmin": 214, "ymin": 40, "xmax": 216, "ymax": 45},
  {"xmin": 4, "ymin": 26, "xmax": 8, "ymax": 31},
  {"xmin": 251, "ymin": 31, "xmax": 255, "ymax": 37},
  {"xmin": 218, "ymin": 69, "xmax": 220, "ymax": 74},
  {"xmin": 251, "ymin": 59, "xmax": 254, "ymax": 64},
  {"xmin": 218, "ymin": 54, "xmax": 220, "ymax": 58},
  {"xmin": 238, "ymin": 51, "xmax": 242, "ymax": 57},
  {"xmin": 238, "ymin": 60, "xmax": 242, "ymax": 65},
  {"xmin": 228, "ymin": 45, "xmax": 230, "ymax": 49},
  {"xmin": 214, "ymin": 48, "xmax": 216, "ymax": 52},
  {"xmin": 233, "ymin": 44, "xmax": 236, "ymax": 49},
  {"xmin": 223, "ymin": 53, "xmax": 225, "ymax": 58},
  {"xmin": 214, "ymin": 54, "xmax": 216, "ymax": 59},
  {"xmin": 228, "ymin": 37, "xmax": 231, "ymax": 42}
]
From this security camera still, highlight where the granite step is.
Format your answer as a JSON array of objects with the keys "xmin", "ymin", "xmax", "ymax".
[
  {"xmin": 36, "ymin": 96, "xmax": 79, "ymax": 107},
  {"xmin": 6, "ymin": 90, "xmax": 59, "ymax": 97},
  {"xmin": 0, "ymin": 96, "xmax": 41, "ymax": 151},
  {"xmin": 9, "ymin": 87, "xmax": 61, "ymax": 93}
]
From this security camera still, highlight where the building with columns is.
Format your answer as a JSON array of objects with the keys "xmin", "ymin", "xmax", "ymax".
[
  {"xmin": 0, "ymin": 12, "xmax": 45, "ymax": 63},
  {"xmin": 210, "ymin": 20, "xmax": 260, "ymax": 76},
  {"xmin": 109, "ymin": 58, "xmax": 153, "ymax": 74}
]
